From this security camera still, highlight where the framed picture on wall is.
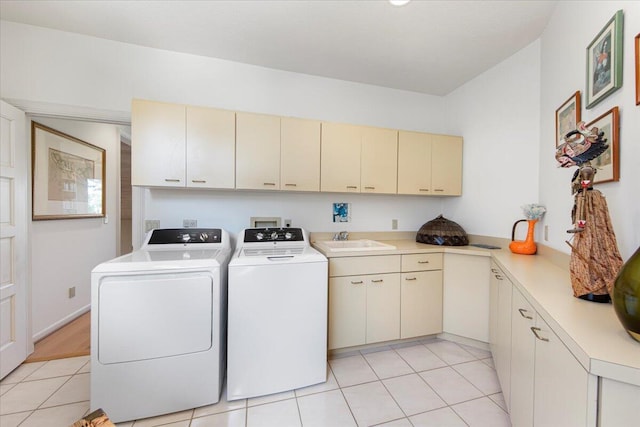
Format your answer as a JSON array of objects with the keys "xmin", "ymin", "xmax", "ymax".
[
  {"xmin": 586, "ymin": 106, "xmax": 619, "ymax": 184},
  {"xmin": 555, "ymin": 91, "xmax": 581, "ymax": 146},
  {"xmin": 585, "ymin": 10, "xmax": 623, "ymax": 109},
  {"xmin": 635, "ymin": 34, "xmax": 640, "ymax": 105},
  {"xmin": 32, "ymin": 122, "xmax": 106, "ymax": 220}
]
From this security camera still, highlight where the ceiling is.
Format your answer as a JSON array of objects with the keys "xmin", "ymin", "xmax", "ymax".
[{"xmin": 0, "ymin": 0, "xmax": 557, "ymax": 96}]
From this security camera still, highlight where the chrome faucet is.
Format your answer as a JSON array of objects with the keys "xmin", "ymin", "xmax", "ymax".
[{"xmin": 333, "ymin": 231, "xmax": 349, "ymax": 241}]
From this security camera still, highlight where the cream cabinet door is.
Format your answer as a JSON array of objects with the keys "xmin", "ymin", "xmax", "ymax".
[
  {"xmin": 361, "ymin": 127, "xmax": 398, "ymax": 194},
  {"xmin": 131, "ymin": 99, "xmax": 186, "ymax": 187},
  {"xmin": 320, "ymin": 122, "xmax": 361, "ymax": 192},
  {"xmin": 400, "ymin": 271, "xmax": 443, "ymax": 339},
  {"xmin": 366, "ymin": 273, "xmax": 400, "ymax": 344},
  {"xmin": 328, "ymin": 276, "xmax": 367, "ymax": 350},
  {"xmin": 431, "ymin": 135, "xmax": 463, "ymax": 196},
  {"xmin": 236, "ymin": 112, "xmax": 280, "ymax": 190},
  {"xmin": 186, "ymin": 106, "xmax": 235, "ymax": 189},
  {"xmin": 281, "ymin": 117, "xmax": 320, "ymax": 192},
  {"xmin": 533, "ymin": 316, "xmax": 590, "ymax": 427},
  {"xmin": 510, "ymin": 286, "xmax": 536, "ymax": 427},
  {"xmin": 397, "ymin": 131, "xmax": 432, "ymax": 195},
  {"xmin": 495, "ymin": 268, "xmax": 513, "ymax": 410},
  {"xmin": 442, "ymin": 254, "xmax": 491, "ymax": 342}
]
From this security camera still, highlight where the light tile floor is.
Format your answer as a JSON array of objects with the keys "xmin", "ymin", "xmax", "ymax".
[{"xmin": 0, "ymin": 338, "xmax": 511, "ymax": 427}]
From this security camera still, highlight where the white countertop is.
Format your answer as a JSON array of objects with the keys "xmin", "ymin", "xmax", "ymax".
[{"xmin": 312, "ymin": 236, "xmax": 640, "ymax": 387}]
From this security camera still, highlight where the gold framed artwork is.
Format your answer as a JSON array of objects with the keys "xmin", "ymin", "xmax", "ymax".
[
  {"xmin": 555, "ymin": 91, "xmax": 581, "ymax": 147},
  {"xmin": 635, "ymin": 33, "xmax": 640, "ymax": 105},
  {"xmin": 586, "ymin": 10, "xmax": 624, "ymax": 109},
  {"xmin": 32, "ymin": 122, "xmax": 106, "ymax": 220},
  {"xmin": 586, "ymin": 106, "xmax": 619, "ymax": 184}
]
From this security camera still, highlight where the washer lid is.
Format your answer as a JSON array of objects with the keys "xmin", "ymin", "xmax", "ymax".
[
  {"xmin": 92, "ymin": 248, "xmax": 231, "ymax": 273},
  {"xmin": 230, "ymin": 245, "xmax": 326, "ymax": 266}
]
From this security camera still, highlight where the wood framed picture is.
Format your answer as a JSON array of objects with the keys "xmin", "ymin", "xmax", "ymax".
[
  {"xmin": 555, "ymin": 91, "xmax": 581, "ymax": 146},
  {"xmin": 586, "ymin": 106, "xmax": 619, "ymax": 184},
  {"xmin": 635, "ymin": 34, "xmax": 640, "ymax": 105},
  {"xmin": 586, "ymin": 10, "xmax": 623, "ymax": 109},
  {"xmin": 32, "ymin": 122, "xmax": 106, "ymax": 220}
]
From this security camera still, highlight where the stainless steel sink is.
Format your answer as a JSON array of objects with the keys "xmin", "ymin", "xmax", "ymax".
[{"xmin": 315, "ymin": 239, "xmax": 396, "ymax": 252}]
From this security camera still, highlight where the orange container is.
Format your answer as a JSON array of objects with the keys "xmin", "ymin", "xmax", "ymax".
[{"xmin": 509, "ymin": 219, "xmax": 538, "ymax": 255}]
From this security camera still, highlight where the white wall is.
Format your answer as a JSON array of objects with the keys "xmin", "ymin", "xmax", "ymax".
[
  {"xmin": 539, "ymin": 1, "xmax": 640, "ymax": 260},
  {"xmin": 142, "ymin": 188, "xmax": 445, "ymax": 244},
  {"xmin": 0, "ymin": 21, "xmax": 446, "ymax": 132},
  {"xmin": 443, "ymin": 40, "xmax": 542, "ymax": 239},
  {"xmin": 28, "ymin": 117, "xmax": 120, "ymax": 339}
]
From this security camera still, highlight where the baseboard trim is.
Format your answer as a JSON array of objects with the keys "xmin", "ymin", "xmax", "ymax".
[
  {"xmin": 437, "ymin": 332, "xmax": 490, "ymax": 351},
  {"xmin": 32, "ymin": 305, "xmax": 90, "ymax": 342}
]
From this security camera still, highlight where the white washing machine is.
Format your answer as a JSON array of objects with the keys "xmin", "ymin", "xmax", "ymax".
[
  {"xmin": 90, "ymin": 228, "xmax": 231, "ymax": 423},
  {"xmin": 227, "ymin": 227, "xmax": 328, "ymax": 400}
]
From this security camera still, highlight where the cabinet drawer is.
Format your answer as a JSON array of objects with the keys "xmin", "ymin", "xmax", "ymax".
[
  {"xmin": 401, "ymin": 253, "xmax": 442, "ymax": 271},
  {"xmin": 329, "ymin": 255, "xmax": 401, "ymax": 277}
]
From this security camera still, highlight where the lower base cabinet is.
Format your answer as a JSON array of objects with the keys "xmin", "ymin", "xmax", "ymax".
[
  {"xmin": 400, "ymin": 270, "xmax": 443, "ymax": 339},
  {"xmin": 443, "ymin": 254, "xmax": 491, "ymax": 342},
  {"xmin": 599, "ymin": 378, "xmax": 640, "ymax": 426},
  {"xmin": 506, "ymin": 287, "xmax": 592, "ymax": 427},
  {"xmin": 328, "ymin": 253, "xmax": 443, "ymax": 350},
  {"xmin": 328, "ymin": 273, "xmax": 400, "ymax": 349},
  {"xmin": 509, "ymin": 287, "xmax": 536, "ymax": 427},
  {"xmin": 532, "ymin": 315, "xmax": 590, "ymax": 427}
]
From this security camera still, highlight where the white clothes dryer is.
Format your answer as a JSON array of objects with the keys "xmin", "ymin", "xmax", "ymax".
[
  {"xmin": 227, "ymin": 227, "xmax": 328, "ymax": 401},
  {"xmin": 90, "ymin": 228, "xmax": 231, "ymax": 423}
]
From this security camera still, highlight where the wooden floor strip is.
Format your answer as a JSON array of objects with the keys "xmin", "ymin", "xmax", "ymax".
[{"xmin": 25, "ymin": 311, "xmax": 91, "ymax": 363}]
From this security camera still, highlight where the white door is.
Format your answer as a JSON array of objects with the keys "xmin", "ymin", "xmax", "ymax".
[{"xmin": 0, "ymin": 101, "xmax": 29, "ymax": 379}]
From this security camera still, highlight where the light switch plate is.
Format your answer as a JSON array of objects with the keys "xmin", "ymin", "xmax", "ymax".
[
  {"xmin": 183, "ymin": 219, "xmax": 197, "ymax": 228},
  {"xmin": 392, "ymin": 219, "xmax": 398, "ymax": 230}
]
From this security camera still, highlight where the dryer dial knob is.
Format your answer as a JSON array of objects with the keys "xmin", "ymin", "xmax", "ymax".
[
  {"xmin": 271, "ymin": 232, "xmax": 278, "ymax": 240},
  {"xmin": 285, "ymin": 232, "xmax": 293, "ymax": 240},
  {"xmin": 256, "ymin": 233, "xmax": 264, "ymax": 240}
]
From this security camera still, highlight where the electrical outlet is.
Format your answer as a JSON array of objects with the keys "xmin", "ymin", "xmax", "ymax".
[
  {"xmin": 145, "ymin": 220, "xmax": 160, "ymax": 232},
  {"xmin": 68, "ymin": 286, "xmax": 76, "ymax": 299},
  {"xmin": 392, "ymin": 219, "xmax": 398, "ymax": 230},
  {"xmin": 183, "ymin": 219, "xmax": 197, "ymax": 228},
  {"xmin": 284, "ymin": 219, "xmax": 292, "ymax": 227}
]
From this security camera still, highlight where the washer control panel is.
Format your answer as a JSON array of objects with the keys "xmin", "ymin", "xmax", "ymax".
[
  {"xmin": 148, "ymin": 228, "xmax": 222, "ymax": 244},
  {"xmin": 243, "ymin": 227, "xmax": 304, "ymax": 243}
]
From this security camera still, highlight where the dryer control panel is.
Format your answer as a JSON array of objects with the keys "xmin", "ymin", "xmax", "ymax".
[
  {"xmin": 148, "ymin": 228, "xmax": 222, "ymax": 244},
  {"xmin": 243, "ymin": 227, "xmax": 304, "ymax": 243}
]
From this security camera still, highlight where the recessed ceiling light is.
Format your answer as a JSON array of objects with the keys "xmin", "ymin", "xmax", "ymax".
[{"xmin": 389, "ymin": 0, "xmax": 411, "ymax": 6}]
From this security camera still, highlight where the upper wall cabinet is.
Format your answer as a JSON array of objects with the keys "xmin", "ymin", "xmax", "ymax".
[
  {"xmin": 320, "ymin": 122, "xmax": 361, "ymax": 193},
  {"xmin": 397, "ymin": 131, "xmax": 462, "ymax": 196},
  {"xmin": 132, "ymin": 99, "xmax": 186, "ymax": 188},
  {"xmin": 397, "ymin": 131, "xmax": 432, "ymax": 195},
  {"xmin": 132, "ymin": 99, "xmax": 462, "ymax": 196},
  {"xmin": 281, "ymin": 117, "xmax": 321, "ymax": 192},
  {"xmin": 186, "ymin": 106, "xmax": 235, "ymax": 189},
  {"xmin": 431, "ymin": 134, "xmax": 463, "ymax": 196},
  {"xmin": 235, "ymin": 112, "xmax": 281, "ymax": 190},
  {"xmin": 321, "ymin": 123, "xmax": 398, "ymax": 194},
  {"xmin": 361, "ymin": 127, "xmax": 398, "ymax": 194},
  {"xmin": 131, "ymin": 99, "xmax": 235, "ymax": 189}
]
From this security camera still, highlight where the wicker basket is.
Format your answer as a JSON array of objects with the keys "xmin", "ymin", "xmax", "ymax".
[{"xmin": 416, "ymin": 215, "xmax": 469, "ymax": 246}]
